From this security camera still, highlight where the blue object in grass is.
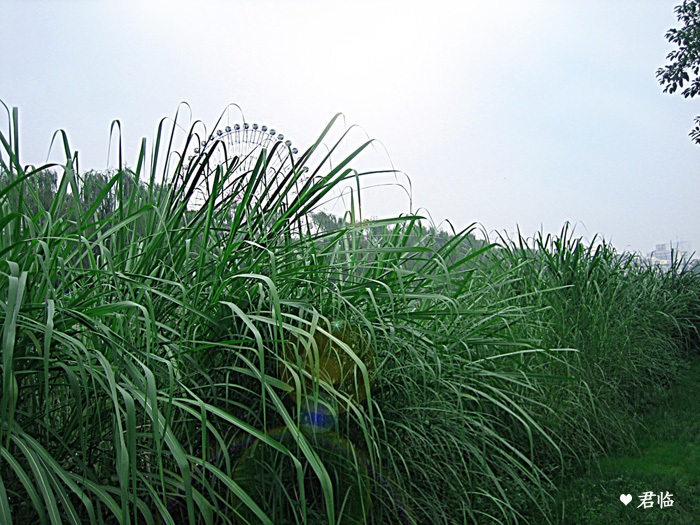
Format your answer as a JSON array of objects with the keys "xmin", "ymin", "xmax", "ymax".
[{"xmin": 300, "ymin": 396, "xmax": 337, "ymax": 434}]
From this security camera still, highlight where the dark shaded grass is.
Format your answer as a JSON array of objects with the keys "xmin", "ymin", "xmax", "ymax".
[{"xmin": 554, "ymin": 356, "xmax": 700, "ymax": 524}]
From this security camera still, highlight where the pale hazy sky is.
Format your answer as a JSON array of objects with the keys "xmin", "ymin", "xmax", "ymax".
[{"xmin": 1, "ymin": 0, "xmax": 698, "ymax": 256}]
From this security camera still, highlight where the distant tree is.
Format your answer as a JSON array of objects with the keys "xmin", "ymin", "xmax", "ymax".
[
  {"xmin": 32, "ymin": 169, "xmax": 58, "ymax": 212},
  {"xmin": 1, "ymin": 166, "xmax": 151, "ymax": 245},
  {"xmin": 0, "ymin": 167, "xmax": 59, "ymax": 216},
  {"xmin": 79, "ymin": 169, "xmax": 116, "ymax": 222},
  {"xmin": 657, "ymin": 0, "xmax": 700, "ymax": 144},
  {"xmin": 311, "ymin": 211, "xmax": 348, "ymax": 232}
]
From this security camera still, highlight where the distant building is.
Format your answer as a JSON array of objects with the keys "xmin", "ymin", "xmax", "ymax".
[{"xmin": 647, "ymin": 241, "xmax": 692, "ymax": 271}]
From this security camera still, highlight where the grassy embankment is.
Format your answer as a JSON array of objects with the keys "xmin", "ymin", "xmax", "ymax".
[{"xmin": 1, "ymin": 102, "xmax": 698, "ymax": 524}]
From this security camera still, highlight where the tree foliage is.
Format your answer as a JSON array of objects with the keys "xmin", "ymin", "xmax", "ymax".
[
  {"xmin": 0, "ymin": 168, "xmax": 60, "ymax": 217},
  {"xmin": 657, "ymin": 0, "xmax": 700, "ymax": 144}
]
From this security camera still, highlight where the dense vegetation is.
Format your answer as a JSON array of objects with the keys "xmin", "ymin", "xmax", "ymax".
[
  {"xmin": 556, "ymin": 356, "xmax": 700, "ymax": 524},
  {"xmin": 1, "ymin": 103, "xmax": 698, "ymax": 524}
]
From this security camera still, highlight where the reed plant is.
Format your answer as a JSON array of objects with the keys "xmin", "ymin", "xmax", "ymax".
[
  {"xmin": 1, "ymin": 101, "xmax": 699, "ymax": 524},
  {"xmin": 489, "ymin": 226, "xmax": 700, "ymax": 475}
]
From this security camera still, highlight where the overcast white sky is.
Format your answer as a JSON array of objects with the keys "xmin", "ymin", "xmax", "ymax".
[{"xmin": 1, "ymin": 0, "xmax": 698, "ymax": 256}]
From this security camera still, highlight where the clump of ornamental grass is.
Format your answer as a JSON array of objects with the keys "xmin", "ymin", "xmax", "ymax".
[
  {"xmin": 0, "ymin": 101, "xmax": 576, "ymax": 524},
  {"xmin": 310, "ymin": 217, "xmax": 571, "ymax": 524},
  {"xmin": 488, "ymin": 225, "xmax": 700, "ymax": 479}
]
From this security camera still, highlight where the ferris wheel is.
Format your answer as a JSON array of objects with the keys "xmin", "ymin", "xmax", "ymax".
[{"xmin": 182, "ymin": 122, "xmax": 306, "ymax": 211}]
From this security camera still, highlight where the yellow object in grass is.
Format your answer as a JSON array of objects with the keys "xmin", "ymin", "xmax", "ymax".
[{"xmin": 280, "ymin": 320, "xmax": 376, "ymax": 413}]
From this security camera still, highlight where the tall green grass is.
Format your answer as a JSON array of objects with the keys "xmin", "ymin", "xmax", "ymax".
[
  {"xmin": 489, "ymin": 226, "xmax": 700, "ymax": 475},
  {"xmin": 1, "ymin": 101, "xmax": 699, "ymax": 524}
]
